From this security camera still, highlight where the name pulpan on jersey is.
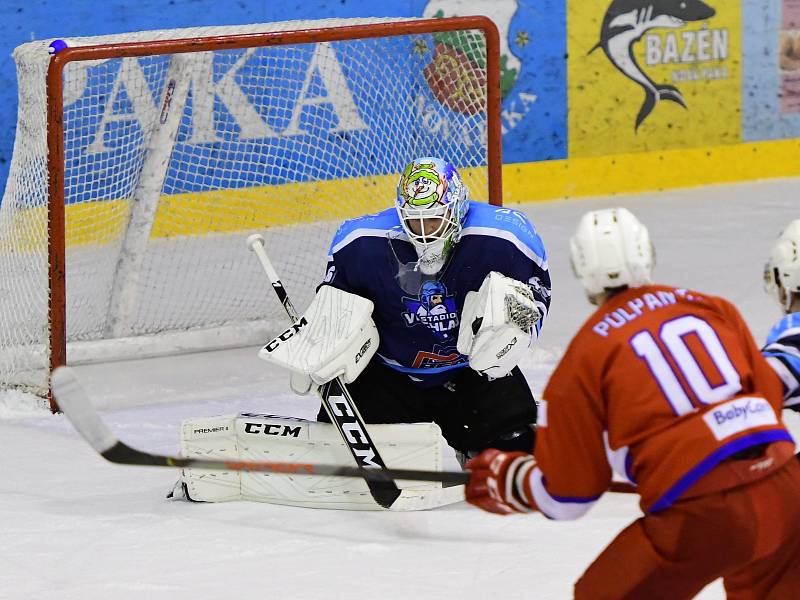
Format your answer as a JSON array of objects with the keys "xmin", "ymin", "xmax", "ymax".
[{"xmin": 592, "ymin": 289, "xmax": 699, "ymax": 337}]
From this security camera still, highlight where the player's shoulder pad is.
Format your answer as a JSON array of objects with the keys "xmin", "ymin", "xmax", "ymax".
[
  {"xmin": 329, "ymin": 207, "xmax": 401, "ymax": 256},
  {"xmin": 766, "ymin": 312, "xmax": 800, "ymax": 346},
  {"xmin": 460, "ymin": 202, "xmax": 547, "ymax": 267}
]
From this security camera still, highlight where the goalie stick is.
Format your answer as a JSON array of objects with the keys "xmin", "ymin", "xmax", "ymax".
[
  {"xmin": 246, "ymin": 234, "xmax": 403, "ymax": 509},
  {"xmin": 51, "ymin": 366, "xmax": 468, "ymax": 487}
]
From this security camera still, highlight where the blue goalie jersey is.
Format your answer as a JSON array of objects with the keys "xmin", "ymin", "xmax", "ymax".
[
  {"xmin": 763, "ymin": 312, "xmax": 800, "ymax": 412},
  {"xmin": 321, "ymin": 201, "xmax": 551, "ymax": 387}
]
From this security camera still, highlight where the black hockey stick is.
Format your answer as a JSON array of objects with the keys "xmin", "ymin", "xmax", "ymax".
[
  {"xmin": 246, "ymin": 234, "xmax": 403, "ymax": 508},
  {"xmin": 51, "ymin": 367, "xmax": 642, "ymax": 499},
  {"xmin": 51, "ymin": 367, "xmax": 469, "ymax": 486}
]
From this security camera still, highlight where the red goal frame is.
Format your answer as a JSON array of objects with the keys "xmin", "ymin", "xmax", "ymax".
[{"xmin": 44, "ymin": 16, "xmax": 503, "ymax": 409}]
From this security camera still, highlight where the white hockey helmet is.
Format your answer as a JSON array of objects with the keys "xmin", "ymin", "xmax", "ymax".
[
  {"xmin": 764, "ymin": 219, "xmax": 800, "ymax": 312},
  {"xmin": 569, "ymin": 207, "xmax": 655, "ymax": 297}
]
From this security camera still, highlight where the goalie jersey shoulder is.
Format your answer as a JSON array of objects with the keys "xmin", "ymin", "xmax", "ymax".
[
  {"xmin": 326, "ymin": 203, "xmax": 547, "ymax": 266},
  {"xmin": 328, "ymin": 207, "xmax": 400, "ymax": 258},
  {"xmin": 763, "ymin": 312, "xmax": 800, "ymax": 410},
  {"xmin": 460, "ymin": 202, "xmax": 548, "ymax": 269}
]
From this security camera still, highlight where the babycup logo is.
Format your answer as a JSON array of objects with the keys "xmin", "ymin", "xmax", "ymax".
[{"xmin": 703, "ymin": 397, "xmax": 778, "ymax": 441}]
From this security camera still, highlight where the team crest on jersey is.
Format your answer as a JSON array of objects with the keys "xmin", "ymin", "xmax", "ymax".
[{"xmin": 401, "ymin": 280, "xmax": 459, "ymax": 341}]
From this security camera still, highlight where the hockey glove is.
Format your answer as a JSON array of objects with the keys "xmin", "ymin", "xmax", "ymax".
[
  {"xmin": 457, "ymin": 272, "xmax": 540, "ymax": 378},
  {"xmin": 465, "ymin": 449, "xmax": 537, "ymax": 515},
  {"xmin": 259, "ymin": 285, "xmax": 378, "ymax": 386}
]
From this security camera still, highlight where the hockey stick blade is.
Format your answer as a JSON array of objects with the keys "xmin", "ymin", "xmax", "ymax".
[
  {"xmin": 51, "ymin": 366, "xmax": 118, "ymax": 454},
  {"xmin": 51, "ymin": 366, "xmax": 469, "ymax": 486}
]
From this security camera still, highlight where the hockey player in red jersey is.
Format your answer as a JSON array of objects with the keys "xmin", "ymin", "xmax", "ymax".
[{"xmin": 465, "ymin": 208, "xmax": 800, "ymax": 599}]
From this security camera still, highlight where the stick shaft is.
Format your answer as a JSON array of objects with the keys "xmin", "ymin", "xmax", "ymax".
[
  {"xmin": 247, "ymin": 235, "xmax": 402, "ymax": 507},
  {"xmin": 102, "ymin": 440, "xmax": 470, "ymax": 484},
  {"xmin": 248, "ymin": 236, "xmax": 301, "ymax": 321}
]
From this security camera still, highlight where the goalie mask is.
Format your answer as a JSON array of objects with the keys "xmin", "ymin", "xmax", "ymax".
[
  {"xmin": 764, "ymin": 219, "xmax": 800, "ymax": 312},
  {"xmin": 396, "ymin": 157, "xmax": 468, "ymax": 275}
]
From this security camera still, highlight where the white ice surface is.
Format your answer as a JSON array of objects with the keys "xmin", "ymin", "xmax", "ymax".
[{"xmin": 2, "ymin": 178, "xmax": 800, "ymax": 600}]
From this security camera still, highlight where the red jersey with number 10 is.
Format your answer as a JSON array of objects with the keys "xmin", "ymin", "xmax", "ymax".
[{"xmin": 530, "ymin": 285, "xmax": 794, "ymax": 519}]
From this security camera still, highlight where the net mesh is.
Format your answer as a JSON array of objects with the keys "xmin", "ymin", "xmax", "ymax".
[{"xmin": 0, "ymin": 18, "xmax": 492, "ymax": 395}]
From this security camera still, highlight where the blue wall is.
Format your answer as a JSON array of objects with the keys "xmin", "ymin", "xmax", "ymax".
[
  {"xmin": 0, "ymin": 0, "xmax": 566, "ymax": 196},
  {"xmin": 0, "ymin": 0, "xmax": 377, "ymax": 192}
]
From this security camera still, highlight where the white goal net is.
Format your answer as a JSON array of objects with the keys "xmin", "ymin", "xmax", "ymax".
[{"xmin": 0, "ymin": 17, "xmax": 499, "ymax": 399}]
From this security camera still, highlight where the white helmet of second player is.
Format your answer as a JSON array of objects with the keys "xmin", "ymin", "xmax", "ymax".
[
  {"xmin": 764, "ymin": 219, "xmax": 800, "ymax": 312},
  {"xmin": 570, "ymin": 207, "xmax": 655, "ymax": 297}
]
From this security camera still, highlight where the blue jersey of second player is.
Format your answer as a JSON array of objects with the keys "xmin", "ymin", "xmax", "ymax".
[
  {"xmin": 321, "ymin": 201, "xmax": 551, "ymax": 386},
  {"xmin": 763, "ymin": 312, "xmax": 800, "ymax": 412}
]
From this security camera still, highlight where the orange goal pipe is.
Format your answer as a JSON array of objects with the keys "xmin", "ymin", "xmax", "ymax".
[{"xmin": 45, "ymin": 16, "xmax": 503, "ymax": 409}]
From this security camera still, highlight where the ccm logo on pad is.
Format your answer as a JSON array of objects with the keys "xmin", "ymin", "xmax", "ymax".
[{"xmin": 243, "ymin": 422, "xmax": 303, "ymax": 437}]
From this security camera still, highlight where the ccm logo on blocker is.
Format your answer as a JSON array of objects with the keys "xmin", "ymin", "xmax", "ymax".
[{"xmin": 264, "ymin": 318, "xmax": 308, "ymax": 352}]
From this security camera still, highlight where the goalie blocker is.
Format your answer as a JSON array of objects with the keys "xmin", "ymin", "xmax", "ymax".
[{"xmin": 258, "ymin": 284, "xmax": 379, "ymax": 394}]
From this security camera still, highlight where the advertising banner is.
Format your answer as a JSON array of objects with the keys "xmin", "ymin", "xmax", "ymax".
[
  {"xmin": 0, "ymin": 0, "xmax": 568, "ymax": 201},
  {"xmin": 405, "ymin": 0, "xmax": 568, "ymax": 163},
  {"xmin": 780, "ymin": 0, "xmax": 800, "ymax": 113},
  {"xmin": 568, "ymin": 0, "xmax": 741, "ymax": 157},
  {"xmin": 741, "ymin": 0, "xmax": 800, "ymax": 141},
  {"xmin": 4, "ymin": 0, "xmax": 798, "ymax": 205}
]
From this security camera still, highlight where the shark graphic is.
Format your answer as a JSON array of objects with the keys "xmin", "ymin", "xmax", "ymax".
[{"xmin": 590, "ymin": 0, "xmax": 716, "ymax": 130}]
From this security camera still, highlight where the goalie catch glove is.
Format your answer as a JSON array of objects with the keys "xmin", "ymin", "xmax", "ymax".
[
  {"xmin": 258, "ymin": 285, "xmax": 378, "ymax": 391},
  {"xmin": 457, "ymin": 272, "xmax": 541, "ymax": 378}
]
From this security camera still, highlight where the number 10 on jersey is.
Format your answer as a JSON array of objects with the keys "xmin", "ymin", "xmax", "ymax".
[{"xmin": 630, "ymin": 315, "xmax": 743, "ymax": 416}]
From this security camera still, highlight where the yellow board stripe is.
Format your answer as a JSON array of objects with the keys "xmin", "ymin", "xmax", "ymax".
[
  {"xmin": 503, "ymin": 138, "xmax": 800, "ymax": 204},
  {"xmin": 3, "ymin": 167, "xmax": 489, "ymax": 251},
  {"xmin": 4, "ymin": 139, "xmax": 798, "ymax": 251}
]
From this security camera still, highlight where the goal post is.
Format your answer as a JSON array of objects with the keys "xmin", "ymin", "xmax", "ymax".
[{"xmin": 1, "ymin": 16, "xmax": 502, "ymax": 407}]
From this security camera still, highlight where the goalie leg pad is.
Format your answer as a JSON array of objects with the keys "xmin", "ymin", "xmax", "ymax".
[{"xmin": 177, "ymin": 413, "xmax": 460, "ymax": 510}]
